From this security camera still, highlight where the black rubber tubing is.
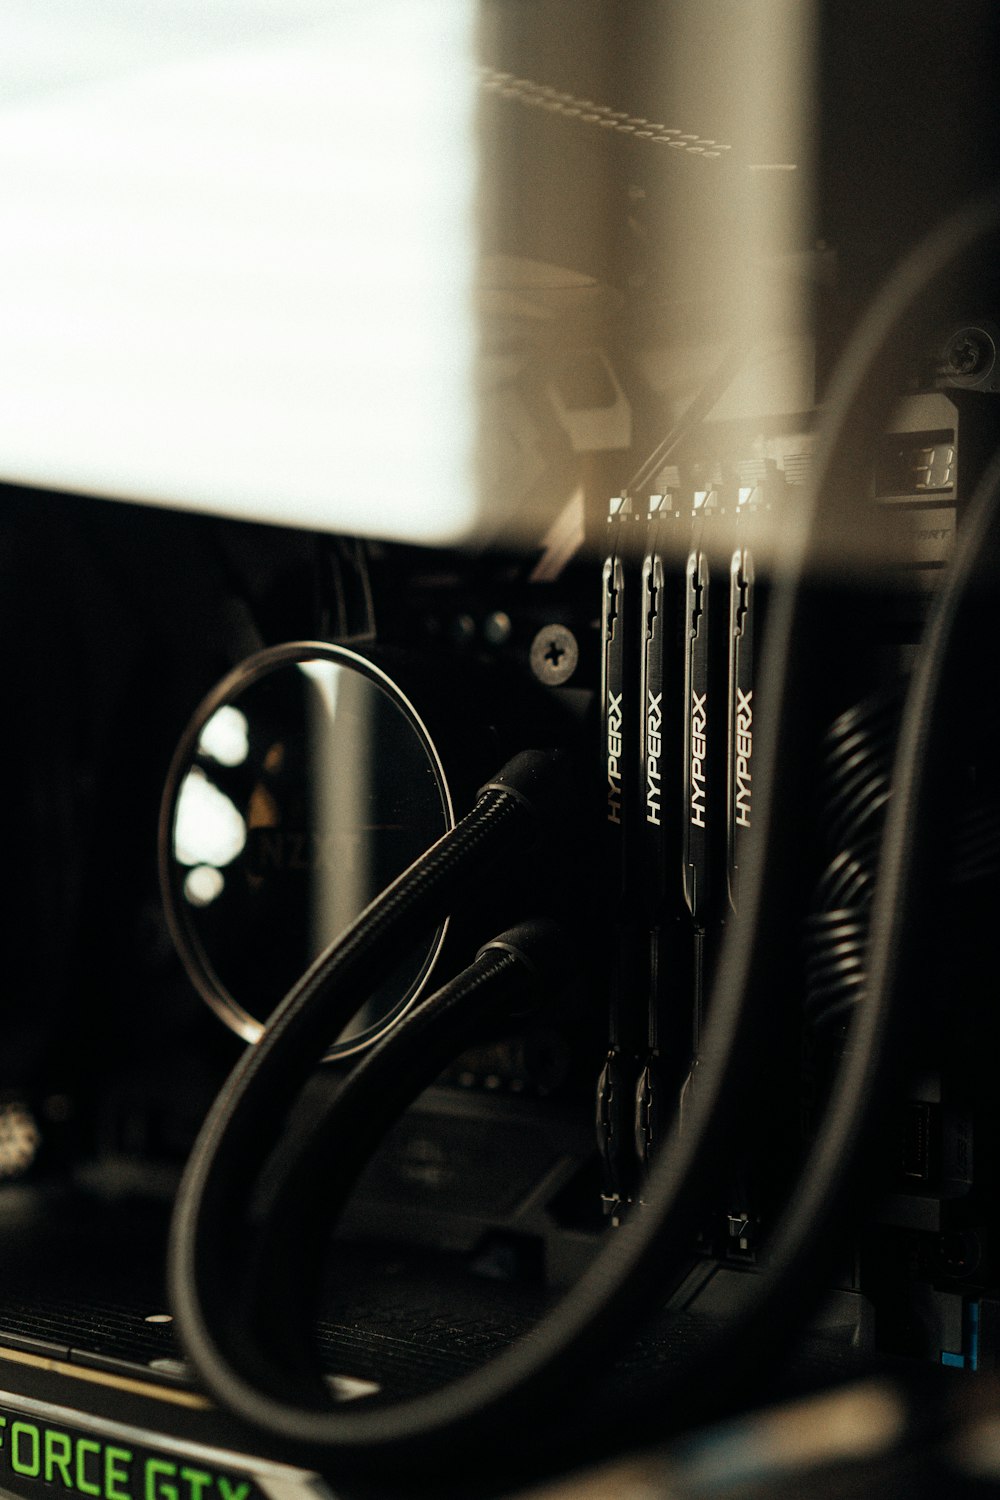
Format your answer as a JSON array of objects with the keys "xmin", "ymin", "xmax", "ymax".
[
  {"xmin": 169, "ymin": 752, "xmax": 582, "ymax": 1418},
  {"xmin": 169, "ymin": 192, "xmax": 1000, "ymax": 1467},
  {"xmin": 238, "ymin": 920, "xmax": 576, "ymax": 1395}
]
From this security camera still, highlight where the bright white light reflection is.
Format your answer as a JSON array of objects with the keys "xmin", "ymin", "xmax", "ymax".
[
  {"xmin": 184, "ymin": 864, "xmax": 226, "ymax": 908},
  {"xmin": 175, "ymin": 768, "xmax": 247, "ymax": 868},
  {"xmin": 197, "ymin": 704, "xmax": 250, "ymax": 767},
  {"xmin": 297, "ymin": 660, "xmax": 340, "ymax": 722},
  {"xmin": 0, "ymin": 3, "xmax": 477, "ymax": 543}
]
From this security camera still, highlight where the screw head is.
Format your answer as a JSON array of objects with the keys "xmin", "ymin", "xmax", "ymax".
[
  {"xmin": 943, "ymin": 325, "xmax": 995, "ymax": 382},
  {"xmin": 529, "ymin": 625, "xmax": 579, "ymax": 686}
]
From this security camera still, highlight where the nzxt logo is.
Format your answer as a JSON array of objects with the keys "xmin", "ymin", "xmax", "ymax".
[
  {"xmin": 645, "ymin": 691, "xmax": 663, "ymax": 826},
  {"xmin": 734, "ymin": 687, "xmax": 753, "ymax": 828},
  {"xmin": 607, "ymin": 690, "xmax": 623, "ymax": 824},
  {"xmin": 690, "ymin": 690, "xmax": 707, "ymax": 827},
  {"xmin": 246, "ymin": 828, "xmax": 341, "ymax": 876}
]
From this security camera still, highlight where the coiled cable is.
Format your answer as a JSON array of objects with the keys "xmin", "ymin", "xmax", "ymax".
[
  {"xmin": 804, "ymin": 691, "xmax": 902, "ymax": 1032},
  {"xmin": 805, "ymin": 678, "xmax": 1000, "ymax": 1033}
]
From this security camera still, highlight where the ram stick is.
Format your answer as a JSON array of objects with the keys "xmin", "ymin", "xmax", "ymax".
[{"xmin": 597, "ymin": 493, "xmax": 642, "ymax": 1216}]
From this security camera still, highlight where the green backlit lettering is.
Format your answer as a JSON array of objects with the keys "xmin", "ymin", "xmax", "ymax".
[
  {"xmin": 217, "ymin": 1481, "xmax": 250, "ymax": 1500},
  {"xmin": 145, "ymin": 1458, "xmax": 179, "ymax": 1500},
  {"xmin": 11, "ymin": 1421, "xmax": 41, "ymax": 1477},
  {"xmin": 180, "ymin": 1468, "xmax": 212, "ymax": 1500},
  {"xmin": 77, "ymin": 1438, "xmax": 102, "ymax": 1497},
  {"xmin": 0, "ymin": 1415, "xmax": 257, "ymax": 1500},
  {"xmin": 105, "ymin": 1445, "xmax": 133, "ymax": 1500},
  {"xmin": 44, "ymin": 1429, "xmax": 74, "ymax": 1488}
]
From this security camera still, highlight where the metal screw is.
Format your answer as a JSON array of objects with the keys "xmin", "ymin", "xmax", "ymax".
[
  {"xmin": 529, "ymin": 624, "xmax": 579, "ymax": 686},
  {"xmin": 943, "ymin": 326, "xmax": 994, "ymax": 380}
]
